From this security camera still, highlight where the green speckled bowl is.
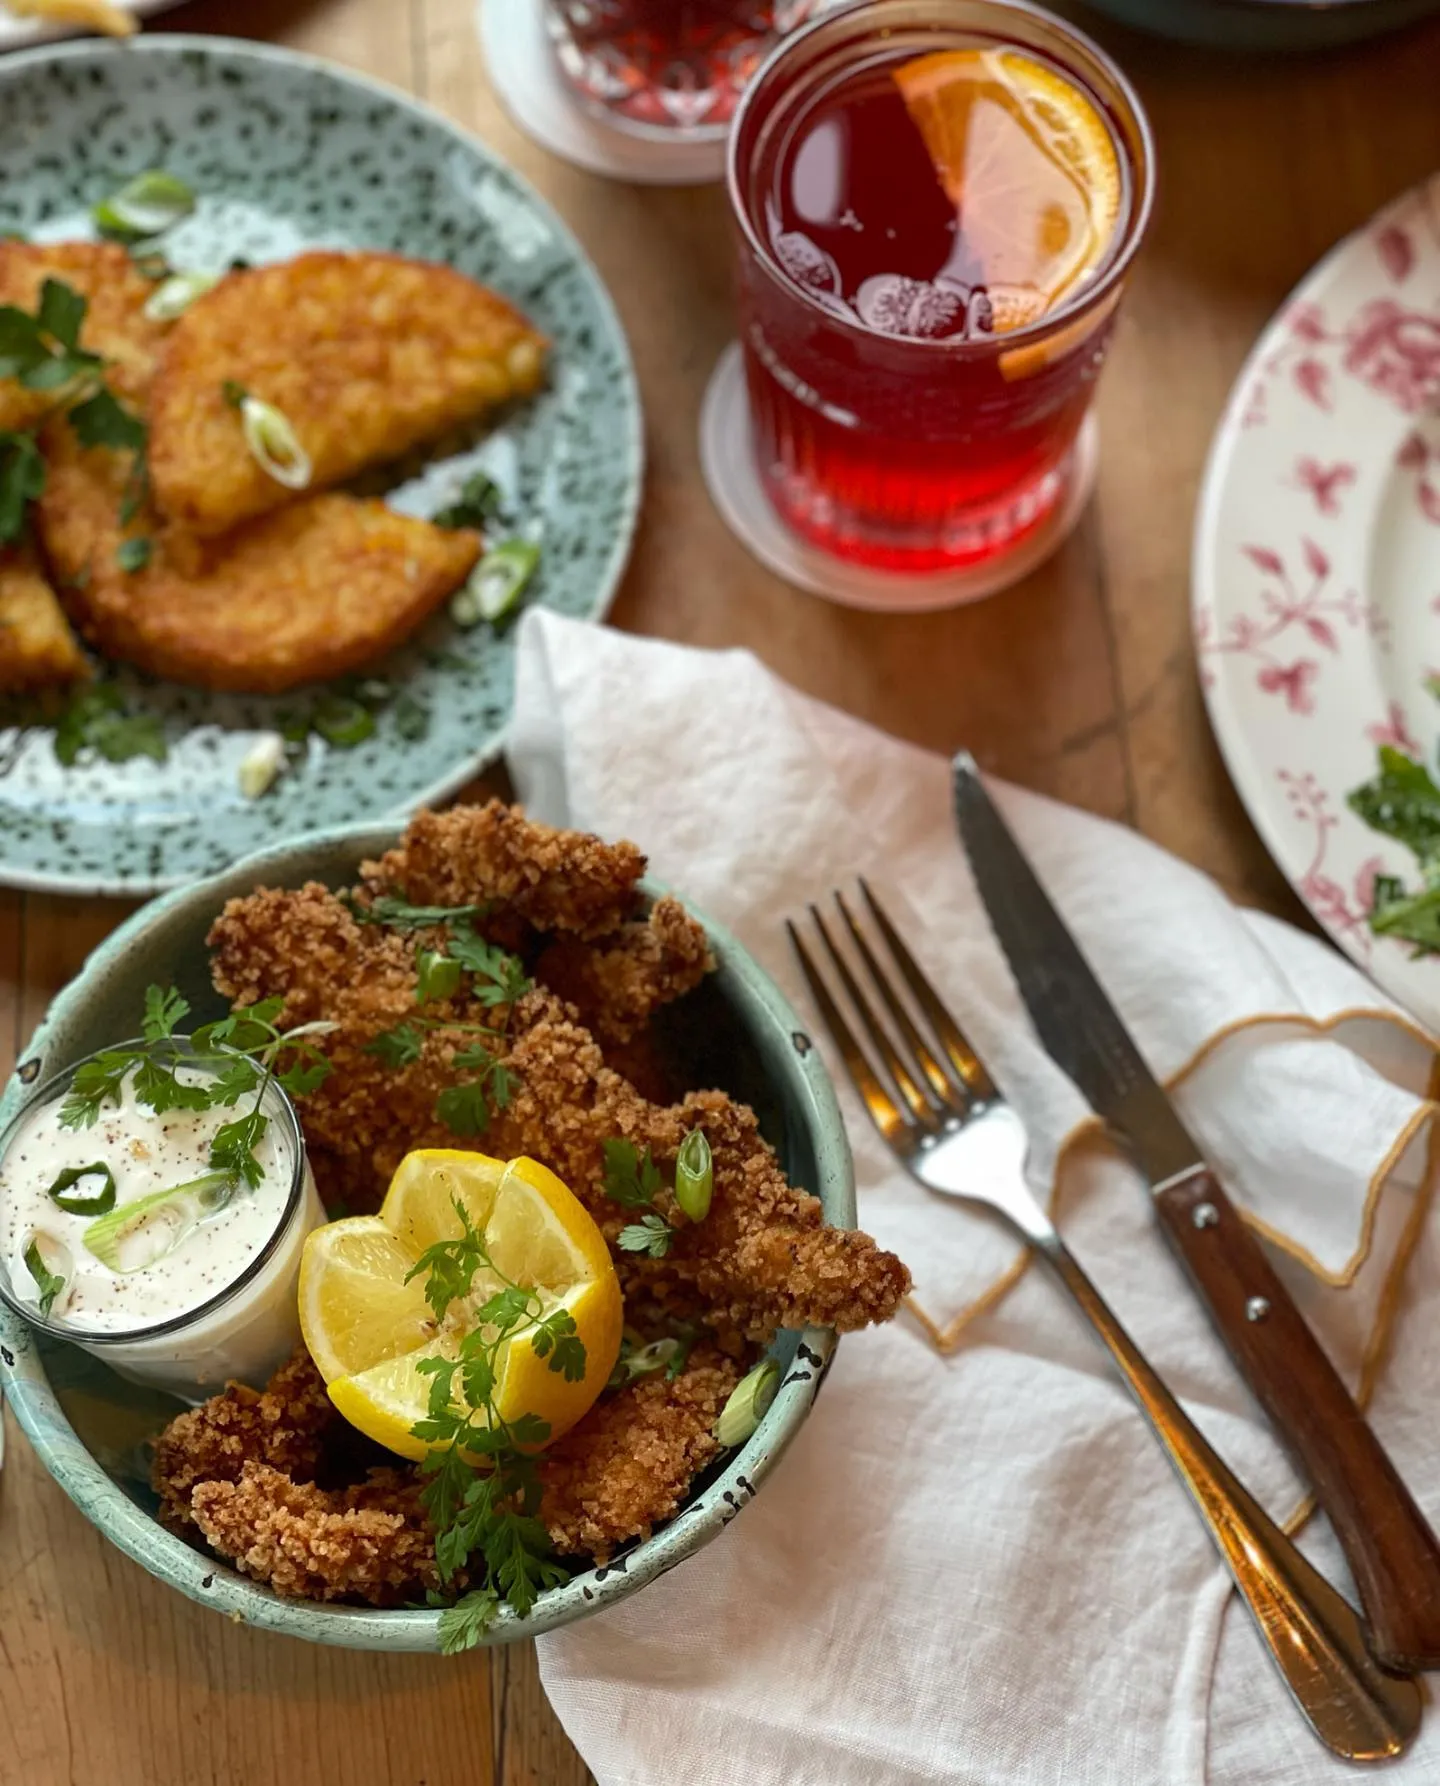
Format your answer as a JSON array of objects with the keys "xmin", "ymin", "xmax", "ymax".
[
  {"xmin": 0, "ymin": 821, "xmax": 852, "ymax": 1649},
  {"xmin": 0, "ymin": 37, "xmax": 641, "ymax": 896}
]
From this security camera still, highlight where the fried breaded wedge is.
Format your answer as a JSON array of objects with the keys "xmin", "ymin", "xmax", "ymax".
[
  {"xmin": 37, "ymin": 424, "xmax": 480, "ymax": 693},
  {"xmin": 148, "ymin": 251, "xmax": 547, "ymax": 535},
  {"xmin": 0, "ymin": 240, "xmax": 167, "ymax": 431},
  {"xmin": 0, "ymin": 545, "xmax": 89, "ymax": 693}
]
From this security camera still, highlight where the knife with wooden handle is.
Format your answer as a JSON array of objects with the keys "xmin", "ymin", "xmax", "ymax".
[{"xmin": 953, "ymin": 751, "xmax": 1440, "ymax": 1671}]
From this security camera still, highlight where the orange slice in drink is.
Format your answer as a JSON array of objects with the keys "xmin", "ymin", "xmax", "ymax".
[{"xmin": 893, "ymin": 48, "xmax": 1122, "ymax": 333}]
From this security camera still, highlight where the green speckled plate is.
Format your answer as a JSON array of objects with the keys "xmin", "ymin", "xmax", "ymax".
[{"xmin": 0, "ymin": 37, "xmax": 641, "ymax": 896}]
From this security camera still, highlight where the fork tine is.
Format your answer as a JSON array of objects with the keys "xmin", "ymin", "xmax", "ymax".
[
  {"xmin": 786, "ymin": 920, "xmax": 915, "ymax": 1148},
  {"xmin": 807, "ymin": 904, "xmax": 939, "ymax": 1130},
  {"xmin": 835, "ymin": 890, "xmax": 959, "ymax": 1108},
  {"xmin": 858, "ymin": 878, "xmax": 997, "ymax": 1099}
]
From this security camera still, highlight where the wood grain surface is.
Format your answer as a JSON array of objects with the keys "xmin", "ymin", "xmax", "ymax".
[{"xmin": 4, "ymin": 1, "xmax": 1440, "ymax": 1780}]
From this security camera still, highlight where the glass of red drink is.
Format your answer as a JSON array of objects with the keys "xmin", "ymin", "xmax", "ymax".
[
  {"xmin": 546, "ymin": 1, "xmax": 818, "ymax": 139},
  {"xmin": 725, "ymin": 0, "xmax": 1155, "ymax": 580}
]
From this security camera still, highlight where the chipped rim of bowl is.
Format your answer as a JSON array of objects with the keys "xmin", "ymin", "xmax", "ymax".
[{"xmin": 0, "ymin": 818, "xmax": 853, "ymax": 1650}]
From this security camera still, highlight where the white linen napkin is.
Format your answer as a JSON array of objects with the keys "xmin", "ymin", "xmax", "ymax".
[{"xmin": 509, "ymin": 610, "xmax": 1440, "ymax": 1786}]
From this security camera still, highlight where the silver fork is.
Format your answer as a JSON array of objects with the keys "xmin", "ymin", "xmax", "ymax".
[{"xmin": 788, "ymin": 883, "xmax": 1420, "ymax": 1764}]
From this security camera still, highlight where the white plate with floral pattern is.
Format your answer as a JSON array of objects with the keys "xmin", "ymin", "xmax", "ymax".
[{"xmin": 1194, "ymin": 169, "xmax": 1440, "ymax": 1034}]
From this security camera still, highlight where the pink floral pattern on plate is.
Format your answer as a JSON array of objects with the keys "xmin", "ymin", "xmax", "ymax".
[{"xmin": 1194, "ymin": 170, "xmax": 1440, "ymax": 1035}]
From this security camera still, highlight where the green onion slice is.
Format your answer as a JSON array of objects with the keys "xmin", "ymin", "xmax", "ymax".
[
  {"xmin": 83, "ymin": 1169, "xmax": 238, "ymax": 1273},
  {"xmin": 239, "ymin": 395, "xmax": 312, "ymax": 490},
  {"xmin": 607, "ymin": 1335, "xmax": 682, "ymax": 1390},
  {"xmin": 22, "ymin": 1235, "xmax": 69, "ymax": 1316},
  {"xmin": 311, "ymin": 696, "xmax": 375, "ymax": 749},
  {"xmin": 674, "ymin": 1129, "xmax": 713, "ymax": 1224},
  {"xmin": 143, "ymin": 270, "xmax": 219, "ymax": 322},
  {"xmin": 416, "ymin": 948, "xmax": 462, "ymax": 1005},
  {"xmin": 93, "ymin": 170, "xmax": 196, "ymax": 239},
  {"xmin": 715, "ymin": 1358, "xmax": 780, "ymax": 1448},
  {"xmin": 468, "ymin": 538, "xmax": 540, "ymax": 624},
  {"xmin": 46, "ymin": 1161, "xmax": 117, "ymax": 1216}
]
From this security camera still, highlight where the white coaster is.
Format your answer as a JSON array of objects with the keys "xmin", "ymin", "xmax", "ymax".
[
  {"xmin": 699, "ymin": 343, "xmax": 1100, "ymax": 611},
  {"xmin": 478, "ymin": 0, "xmax": 727, "ymax": 186}
]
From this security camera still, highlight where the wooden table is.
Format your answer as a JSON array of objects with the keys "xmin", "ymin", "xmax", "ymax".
[{"xmin": 3, "ymin": 2, "xmax": 1440, "ymax": 1779}]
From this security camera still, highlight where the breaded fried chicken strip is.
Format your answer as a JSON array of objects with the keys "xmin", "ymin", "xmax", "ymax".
[
  {"xmin": 534, "ymin": 897, "xmax": 713, "ymax": 1047},
  {"xmin": 538, "ymin": 1344, "xmax": 741, "ymax": 1560},
  {"xmin": 149, "ymin": 251, "xmax": 547, "ymax": 535},
  {"xmin": 189, "ymin": 1462, "xmax": 441, "ymax": 1605},
  {"xmin": 207, "ymin": 863, "xmax": 910, "ymax": 1343},
  {"xmin": 362, "ymin": 801, "xmax": 648, "ymax": 941},
  {"xmin": 153, "ymin": 1349, "xmax": 336, "ymax": 1531}
]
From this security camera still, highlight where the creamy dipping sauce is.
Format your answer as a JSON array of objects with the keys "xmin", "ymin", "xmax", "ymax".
[
  {"xmin": 0, "ymin": 1065, "xmax": 293, "ymax": 1333},
  {"xmin": 0, "ymin": 1051, "xmax": 324, "ymax": 1400}
]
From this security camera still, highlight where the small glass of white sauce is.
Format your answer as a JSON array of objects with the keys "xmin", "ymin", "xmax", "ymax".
[{"xmin": 0, "ymin": 1040, "xmax": 324, "ymax": 1401}]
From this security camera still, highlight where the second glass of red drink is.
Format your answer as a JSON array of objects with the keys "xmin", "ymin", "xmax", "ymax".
[{"xmin": 718, "ymin": 0, "xmax": 1155, "ymax": 594}]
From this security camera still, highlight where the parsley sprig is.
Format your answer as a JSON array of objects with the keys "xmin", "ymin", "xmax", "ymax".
[
  {"xmin": 405, "ymin": 1194, "xmax": 584, "ymax": 1652},
  {"xmin": 360, "ymin": 903, "xmax": 530, "ymax": 1140},
  {"xmin": 0, "ymin": 278, "xmax": 149, "ymax": 554},
  {"xmin": 57, "ymin": 984, "xmax": 334, "ymax": 1192},
  {"xmin": 600, "ymin": 1137, "xmax": 699, "ymax": 1259}
]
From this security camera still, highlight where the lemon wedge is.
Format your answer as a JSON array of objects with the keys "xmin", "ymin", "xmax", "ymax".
[{"xmin": 299, "ymin": 1149, "xmax": 622, "ymax": 1460}]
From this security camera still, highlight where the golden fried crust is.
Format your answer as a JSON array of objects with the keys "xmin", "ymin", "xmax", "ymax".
[
  {"xmin": 189, "ymin": 1462, "xmax": 443, "ymax": 1605},
  {"xmin": 37, "ymin": 423, "xmax": 480, "ymax": 693},
  {"xmin": 362, "ymin": 800, "xmax": 648, "ymax": 940},
  {"xmin": 0, "ymin": 241, "xmax": 167, "ymax": 431},
  {"xmin": 149, "ymin": 251, "xmax": 547, "ymax": 535},
  {"xmin": 206, "ymin": 837, "xmax": 912, "ymax": 1341},
  {"xmin": 534, "ymin": 896, "xmax": 714, "ymax": 1046},
  {"xmin": 538, "ymin": 1344, "xmax": 741, "ymax": 1559},
  {"xmin": 0, "ymin": 545, "xmax": 89, "ymax": 693},
  {"xmin": 152, "ymin": 1349, "xmax": 337, "ymax": 1531}
]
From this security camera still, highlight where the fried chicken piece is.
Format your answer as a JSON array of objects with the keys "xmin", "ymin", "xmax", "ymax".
[
  {"xmin": 0, "ymin": 240, "xmax": 166, "ymax": 431},
  {"xmin": 539, "ymin": 1344, "xmax": 740, "ymax": 1559},
  {"xmin": 149, "ymin": 251, "xmax": 547, "ymax": 535},
  {"xmin": 534, "ymin": 897, "xmax": 713, "ymax": 1047},
  {"xmin": 0, "ymin": 545, "xmax": 89, "ymax": 693},
  {"xmin": 152, "ymin": 1349, "xmax": 336, "ymax": 1531},
  {"xmin": 207, "ymin": 847, "xmax": 911, "ymax": 1340},
  {"xmin": 362, "ymin": 800, "xmax": 649, "ymax": 940},
  {"xmin": 189, "ymin": 1462, "xmax": 442, "ymax": 1605},
  {"xmin": 37, "ymin": 421, "xmax": 479, "ymax": 692}
]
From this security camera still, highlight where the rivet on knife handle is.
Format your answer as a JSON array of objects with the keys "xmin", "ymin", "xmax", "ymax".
[{"xmin": 1156, "ymin": 1164, "xmax": 1440, "ymax": 1673}]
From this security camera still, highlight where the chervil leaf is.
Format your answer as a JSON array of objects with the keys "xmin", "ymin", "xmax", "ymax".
[
  {"xmin": 447, "ymin": 924, "xmax": 532, "ymax": 1006},
  {"xmin": 276, "ymin": 1055, "xmax": 330, "ymax": 1097},
  {"xmin": 57, "ymin": 1051, "xmax": 135, "ymax": 1128},
  {"xmin": 131, "ymin": 1051, "xmax": 211, "ymax": 1117},
  {"xmin": 437, "ymin": 1589, "xmax": 501, "ymax": 1654},
  {"xmin": 473, "ymin": 1284, "xmax": 535, "ymax": 1336},
  {"xmin": 600, "ymin": 1138, "xmax": 663, "ymax": 1210},
  {"xmin": 346, "ymin": 894, "xmax": 488, "ymax": 931},
  {"xmin": 142, "ymin": 983, "xmax": 189, "ymax": 1042},
  {"xmin": 365, "ymin": 1021, "xmax": 425, "ymax": 1068},
  {"xmin": 68, "ymin": 386, "xmax": 147, "ymax": 454},
  {"xmin": 617, "ymin": 1212, "xmax": 674, "ymax": 1258},
  {"xmin": 37, "ymin": 278, "xmax": 88, "ymax": 352},
  {"xmin": 208, "ymin": 1054, "xmax": 264, "ymax": 1106},
  {"xmin": 432, "ymin": 469, "xmax": 505, "ymax": 532},
  {"xmin": 208, "ymin": 1109, "xmax": 268, "ymax": 1189},
  {"xmin": 529, "ymin": 1308, "xmax": 586, "ymax": 1382},
  {"xmin": 0, "ymin": 429, "xmax": 46, "ymax": 543},
  {"xmin": 435, "ymin": 1080, "xmax": 493, "ymax": 1138}
]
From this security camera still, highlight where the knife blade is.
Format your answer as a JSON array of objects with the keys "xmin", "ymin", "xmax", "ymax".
[{"xmin": 953, "ymin": 749, "xmax": 1440, "ymax": 1672}]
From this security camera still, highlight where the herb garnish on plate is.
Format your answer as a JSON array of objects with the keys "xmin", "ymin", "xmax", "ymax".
[
  {"xmin": 1347, "ymin": 744, "xmax": 1440, "ymax": 952},
  {"xmin": 405, "ymin": 1193, "xmax": 584, "ymax": 1653}
]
